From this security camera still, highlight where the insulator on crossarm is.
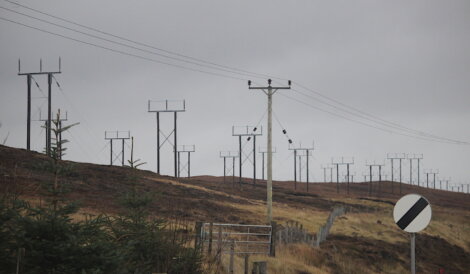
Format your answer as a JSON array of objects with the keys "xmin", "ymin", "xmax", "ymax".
[{"xmin": 282, "ymin": 129, "xmax": 287, "ymax": 134}]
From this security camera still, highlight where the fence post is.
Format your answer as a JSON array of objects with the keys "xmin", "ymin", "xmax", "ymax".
[
  {"xmin": 229, "ymin": 239, "xmax": 235, "ymax": 274},
  {"xmin": 252, "ymin": 261, "xmax": 267, "ymax": 274},
  {"xmin": 216, "ymin": 226, "xmax": 222, "ymax": 263},
  {"xmin": 208, "ymin": 222, "xmax": 213, "ymax": 255},
  {"xmin": 244, "ymin": 254, "xmax": 249, "ymax": 274},
  {"xmin": 194, "ymin": 221, "xmax": 202, "ymax": 250},
  {"xmin": 270, "ymin": 221, "xmax": 277, "ymax": 257}
]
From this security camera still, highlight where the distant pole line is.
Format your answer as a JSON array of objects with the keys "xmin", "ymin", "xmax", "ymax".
[
  {"xmin": 104, "ymin": 130, "xmax": 130, "ymax": 166},
  {"xmin": 18, "ymin": 58, "xmax": 61, "ymax": 155},
  {"xmin": 148, "ymin": 99, "xmax": 185, "ymax": 177}
]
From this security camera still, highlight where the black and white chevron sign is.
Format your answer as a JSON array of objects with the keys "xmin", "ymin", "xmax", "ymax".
[{"xmin": 393, "ymin": 194, "xmax": 432, "ymax": 233}]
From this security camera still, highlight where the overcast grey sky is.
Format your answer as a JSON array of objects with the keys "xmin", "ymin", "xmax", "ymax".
[{"xmin": 1, "ymin": 0, "xmax": 469, "ymax": 187}]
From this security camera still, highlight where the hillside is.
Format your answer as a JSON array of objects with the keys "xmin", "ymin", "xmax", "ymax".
[{"xmin": 1, "ymin": 145, "xmax": 469, "ymax": 273}]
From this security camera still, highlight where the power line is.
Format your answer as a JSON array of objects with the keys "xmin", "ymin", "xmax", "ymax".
[
  {"xmin": 0, "ymin": 16, "xmax": 247, "ymax": 82},
  {"xmin": 292, "ymin": 82, "xmax": 469, "ymax": 145},
  {"xmin": 2, "ymin": 7, "xmax": 468, "ymax": 146},
  {"xmin": 278, "ymin": 92, "xmax": 465, "ymax": 145},
  {"xmin": 3, "ymin": 0, "xmax": 285, "ymax": 81}
]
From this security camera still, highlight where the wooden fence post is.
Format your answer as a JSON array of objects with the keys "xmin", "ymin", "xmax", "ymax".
[
  {"xmin": 252, "ymin": 261, "xmax": 267, "ymax": 274},
  {"xmin": 244, "ymin": 254, "xmax": 249, "ymax": 274},
  {"xmin": 194, "ymin": 221, "xmax": 202, "ymax": 250},
  {"xmin": 229, "ymin": 239, "xmax": 235, "ymax": 274},
  {"xmin": 208, "ymin": 222, "xmax": 213, "ymax": 255},
  {"xmin": 270, "ymin": 221, "xmax": 277, "ymax": 257},
  {"xmin": 216, "ymin": 225, "xmax": 222, "ymax": 263}
]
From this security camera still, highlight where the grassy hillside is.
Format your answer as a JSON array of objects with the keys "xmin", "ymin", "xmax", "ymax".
[{"xmin": 1, "ymin": 145, "xmax": 469, "ymax": 273}]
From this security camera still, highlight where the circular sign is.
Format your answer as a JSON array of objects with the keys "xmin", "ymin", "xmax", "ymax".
[{"xmin": 393, "ymin": 194, "xmax": 432, "ymax": 233}]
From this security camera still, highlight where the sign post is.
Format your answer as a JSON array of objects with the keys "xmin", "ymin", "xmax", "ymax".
[{"xmin": 393, "ymin": 194, "xmax": 432, "ymax": 274}]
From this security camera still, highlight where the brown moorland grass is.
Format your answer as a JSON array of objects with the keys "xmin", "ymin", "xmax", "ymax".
[{"xmin": 1, "ymin": 145, "xmax": 469, "ymax": 273}]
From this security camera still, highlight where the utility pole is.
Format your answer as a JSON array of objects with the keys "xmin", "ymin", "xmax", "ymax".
[
  {"xmin": 18, "ymin": 59, "xmax": 61, "ymax": 155},
  {"xmin": 177, "ymin": 145, "xmax": 195, "ymax": 178},
  {"xmin": 431, "ymin": 170, "xmax": 439, "ymax": 189},
  {"xmin": 232, "ymin": 126, "xmax": 263, "ymax": 186},
  {"xmin": 105, "ymin": 131, "xmax": 130, "ymax": 166},
  {"xmin": 321, "ymin": 164, "xmax": 332, "ymax": 183},
  {"xmin": 332, "ymin": 157, "xmax": 354, "ymax": 194},
  {"xmin": 407, "ymin": 154, "xmax": 423, "ymax": 187},
  {"xmin": 362, "ymin": 172, "xmax": 371, "ymax": 183},
  {"xmin": 148, "ymin": 99, "xmax": 185, "ymax": 177},
  {"xmin": 349, "ymin": 172, "xmax": 356, "ymax": 183},
  {"xmin": 366, "ymin": 161, "xmax": 384, "ymax": 196},
  {"xmin": 425, "ymin": 169, "xmax": 439, "ymax": 189},
  {"xmin": 387, "ymin": 153, "xmax": 406, "ymax": 194},
  {"xmin": 289, "ymin": 143, "xmax": 314, "ymax": 191},
  {"xmin": 248, "ymin": 79, "xmax": 291, "ymax": 223},
  {"xmin": 220, "ymin": 151, "xmax": 239, "ymax": 187},
  {"xmin": 259, "ymin": 146, "xmax": 276, "ymax": 181}
]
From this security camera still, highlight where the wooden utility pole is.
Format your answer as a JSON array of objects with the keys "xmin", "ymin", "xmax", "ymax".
[{"xmin": 248, "ymin": 79, "xmax": 291, "ymax": 223}]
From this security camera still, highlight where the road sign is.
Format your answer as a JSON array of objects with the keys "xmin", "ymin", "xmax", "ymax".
[
  {"xmin": 393, "ymin": 194, "xmax": 432, "ymax": 233},
  {"xmin": 393, "ymin": 194, "xmax": 432, "ymax": 274}
]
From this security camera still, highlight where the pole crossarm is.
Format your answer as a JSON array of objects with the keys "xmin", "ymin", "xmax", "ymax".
[
  {"xmin": 147, "ymin": 99, "xmax": 186, "ymax": 112},
  {"xmin": 104, "ymin": 130, "xmax": 131, "ymax": 140},
  {"xmin": 232, "ymin": 126, "xmax": 263, "ymax": 136},
  {"xmin": 220, "ymin": 151, "xmax": 239, "ymax": 158},
  {"xmin": 177, "ymin": 144, "xmax": 195, "ymax": 153}
]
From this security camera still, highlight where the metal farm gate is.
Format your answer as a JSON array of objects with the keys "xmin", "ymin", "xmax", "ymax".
[{"xmin": 200, "ymin": 223, "xmax": 272, "ymax": 255}]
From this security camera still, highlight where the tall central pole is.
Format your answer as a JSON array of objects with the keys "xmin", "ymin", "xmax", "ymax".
[
  {"xmin": 26, "ymin": 75, "xmax": 31, "ymax": 151},
  {"xmin": 248, "ymin": 79, "xmax": 290, "ymax": 224},
  {"xmin": 267, "ymin": 89, "xmax": 273, "ymax": 223},
  {"xmin": 174, "ymin": 112, "xmax": 177, "ymax": 177},
  {"xmin": 411, "ymin": 233, "xmax": 416, "ymax": 274},
  {"xmin": 47, "ymin": 73, "xmax": 52, "ymax": 156},
  {"xmin": 239, "ymin": 135, "xmax": 242, "ymax": 185},
  {"xmin": 306, "ymin": 150, "xmax": 309, "ymax": 192},
  {"xmin": 156, "ymin": 112, "xmax": 160, "ymax": 174},
  {"xmin": 294, "ymin": 149, "xmax": 297, "ymax": 185},
  {"xmin": 253, "ymin": 135, "xmax": 256, "ymax": 185}
]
